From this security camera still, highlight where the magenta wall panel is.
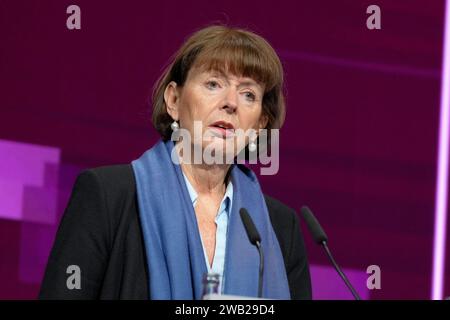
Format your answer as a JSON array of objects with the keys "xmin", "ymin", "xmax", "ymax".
[
  {"xmin": 310, "ymin": 265, "xmax": 370, "ymax": 300},
  {"xmin": 0, "ymin": 140, "xmax": 60, "ymax": 223}
]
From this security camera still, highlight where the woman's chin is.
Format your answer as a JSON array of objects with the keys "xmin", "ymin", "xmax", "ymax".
[{"xmin": 198, "ymin": 142, "xmax": 235, "ymax": 164}]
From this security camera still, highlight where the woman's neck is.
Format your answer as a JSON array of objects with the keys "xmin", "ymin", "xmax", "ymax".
[
  {"xmin": 180, "ymin": 161, "xmax": 230, "ymax": 196},
  {"xmin": 175, "ymin": 141, "xmax": 231, "ymax": 196}
]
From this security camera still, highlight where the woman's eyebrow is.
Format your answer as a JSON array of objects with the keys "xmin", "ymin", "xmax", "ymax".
[
  {"xmin": 238, "ymin": 80, "xmax": 263, "ymax": 90},
  {"xmin": 204, "ymin": 71, "xmax": 262, "ymax": 89},
  {"xmin": 238, "ymin": 80, "xmax": 258, "ymax": 87},
  {"xmin": 204, "ymin": 70, "xmax": 226, "ymax": 78}
]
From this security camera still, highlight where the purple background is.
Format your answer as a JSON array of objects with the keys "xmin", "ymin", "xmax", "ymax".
[{"xmin": 0, "ymin": 0, "xmax": 449, "ymax": 299}]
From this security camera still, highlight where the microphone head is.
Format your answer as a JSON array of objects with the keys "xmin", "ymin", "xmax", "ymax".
[
  {"xmin": 300, "ymin": 206, "xmax": 328, "ymax": 244},
  {"xmin": 239, "ymin": 208, "xmax": 261, "ymax": 245}
]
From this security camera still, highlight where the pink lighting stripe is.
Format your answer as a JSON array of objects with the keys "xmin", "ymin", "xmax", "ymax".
[{"xmin": 431, "ymin": 0, "xmax": 450, "ymax": 300}]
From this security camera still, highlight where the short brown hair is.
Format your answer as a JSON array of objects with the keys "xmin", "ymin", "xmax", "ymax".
[{"xmin": 152, "ymin": 25, "xmax": 286, "ymax": 146}]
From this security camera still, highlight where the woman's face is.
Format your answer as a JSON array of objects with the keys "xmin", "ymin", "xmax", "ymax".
[{"xmin": 165, "ymin": 66, "xmax": 268, "ymax": 162}]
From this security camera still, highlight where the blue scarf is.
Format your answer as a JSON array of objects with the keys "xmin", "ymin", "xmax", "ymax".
[{"xmin": 131, "ymin": 139, "xmax": 290, "ymax": 300}]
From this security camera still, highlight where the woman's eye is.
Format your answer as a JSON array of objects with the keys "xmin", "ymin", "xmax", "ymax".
[
  {"xmin": 244, "ymin": 92, "xmax": 256, "ymax": 101},
  {"xmin": 206, "ymin": 81, "xmax": 219, "ymax": 89}
]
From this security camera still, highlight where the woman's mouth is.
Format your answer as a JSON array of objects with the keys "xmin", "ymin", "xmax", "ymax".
[{"xmin": 208, "ymin": 121, "xmax": 235, "ymax": 138}]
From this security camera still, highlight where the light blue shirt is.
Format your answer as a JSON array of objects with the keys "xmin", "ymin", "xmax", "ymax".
[{"xmin": 182, "ymin": 171, "xmax": 233, "ymax": 293}]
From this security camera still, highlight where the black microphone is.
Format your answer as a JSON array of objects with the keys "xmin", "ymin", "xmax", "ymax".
[
  {"xmin": 300, "ymin": 206, "xmax": 361, "ymax": 300},
  {"xmin": 239, "ymin": 208, "xmax": 264, "ymax": 298}
]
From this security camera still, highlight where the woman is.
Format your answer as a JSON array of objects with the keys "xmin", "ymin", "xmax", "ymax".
[{"xmin": 39, "ymin": 25, "xmax": 312, "ymax": 300}]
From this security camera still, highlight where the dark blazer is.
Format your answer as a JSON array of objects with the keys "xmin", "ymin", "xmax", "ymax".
[{"xmin": 39, "ymin": 164, "xmax": 312, "ymax": 300}]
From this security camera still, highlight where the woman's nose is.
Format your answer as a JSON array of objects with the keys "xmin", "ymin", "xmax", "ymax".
[{"xmin": 222, "ymin": 88, "xmax": 238, "ymax": 113}]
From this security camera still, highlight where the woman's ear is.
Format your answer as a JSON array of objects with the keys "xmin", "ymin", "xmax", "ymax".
[
  {"xmin": 164, "ymin": 81, "xmax": 180, "ymax": 120},
  {"xmin": 258, "ymin": 113, "xmax": 269, "ymax": 130}
]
